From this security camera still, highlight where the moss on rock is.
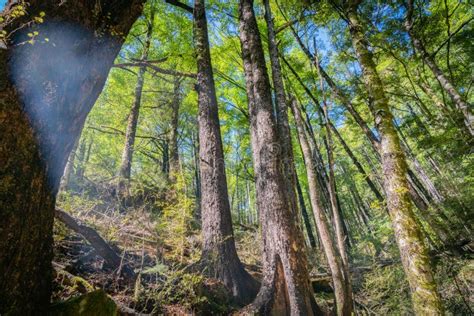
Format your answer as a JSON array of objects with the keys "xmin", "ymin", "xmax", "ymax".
[{"xmin": 49, "ymin": 290, "xmax": 117, "ymax": 316}]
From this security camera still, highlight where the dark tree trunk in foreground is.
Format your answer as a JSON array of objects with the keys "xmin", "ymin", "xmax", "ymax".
[
  {"xmin": 238, "ymin": 1, "xmax": 321, "ymax": 314},
  {"xmin": 344, "ymin": 2, "xmax": 444, "ymax": 314},
  {"xmin": 118, "ymin": 7, "xmax": 155, "ymax": 195},
  {"xmin": 291, "ymin": 98, "xmax": 352, "ymax": 316},
  {"xmin": 405, "ymin": 0, "xmax": 473, "ymax": 137},
  {"xmin": 193, "ymin": 0, "xmax": 258, "ymax": 304},
  {"xmin": 0, "ymin": 1, "xmax": 144, "ymax": 314}
]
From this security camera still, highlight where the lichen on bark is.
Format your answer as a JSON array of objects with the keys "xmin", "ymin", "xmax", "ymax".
[{"xmin": 343, "ymin": 1, "xmax": 444, "ymax": 314}]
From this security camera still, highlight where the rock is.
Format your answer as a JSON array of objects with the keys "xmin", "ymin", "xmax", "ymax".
[{"xmin": 49, "ymin": 290, "xmax": 117, "ymax": 316}]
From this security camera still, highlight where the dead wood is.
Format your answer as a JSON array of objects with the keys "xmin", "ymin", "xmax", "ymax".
[{"xmin": 55, "ymin": 208, "xmax": 136, "ymax": 280}]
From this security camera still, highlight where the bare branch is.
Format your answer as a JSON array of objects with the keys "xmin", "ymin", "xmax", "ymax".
[{"xmin": 113, "ymin": 61, "xmax": 196, "ymax": 78}]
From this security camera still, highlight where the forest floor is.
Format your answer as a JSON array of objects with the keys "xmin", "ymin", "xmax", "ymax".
[{"xmin": 52, "ymin": 192, "xmax": 474, "ymax": 315}]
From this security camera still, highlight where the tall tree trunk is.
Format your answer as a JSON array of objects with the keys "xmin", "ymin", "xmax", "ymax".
[
  {"xmin": 396, "ymin": 123, "xmax": 445, "ymax": 203},
  {"xmin": 283, "ymin": 41, "xmax": 448, "ymax": 237},
  {"xmin": 291, "ymin": 97, "xmax": 352, "ymax": 316},
  {"xmin": 118, "ymin": 7, "xmax": 155, "ymax": 195},
  {"xmin": 282, "ymin": 55, "xmax": 383, "ymax": 202},
  {"xmin": 286, "ymin": 27, "xmax": 444, "ymax": 208},
  {"xmin": 315, "ymin": 49, "xmax": 353, "ymax": 308},
  {"xmin": 263, "ymin": 0, "xmax": 299, "ymax": 220},
  {"xmin": 285, "ymin": 24, "xmax": 381, "ymax": 150},
  {"xmin": 295, "ymin": 173, "xmax": 317, "ymax": 248},
  {"xmin": 340, "ymin": 162, "xmax": 373, "ymax": 235},
  {"xmin": 75, "ymin": 137, "xmax": 88, "ymax": 181},
  {"xmin": 59, "ymin": 135, "xmax": 81, "ymax": 193},
  {"xmin": 161, "ymin": 139, "xmax": 170, "ymax": 176},
  {"xmin": 0, "ymin": 1, "xmax": 144, "ymax": 314},
  {"xmin": 405, "ymin": 0, "xmax": 473, "ymax": 137},
  {"xmin": 191, "ymin": 130, "xmax": 202, "ymax": 222},
  {"xmin": 344, "ymin": 2, "xmax": 443, "ymax": 314},
  {"xmin": 168, "ymin": 77, "xmax": 181, "ymax": 180},
  {"xmin": 246, "ymin": 181, "xmax": 254, "ymax": 225},
  {"xmin": 193, "ymin": 0, "xmax": 258, "ymax": 304},
  {"xmin": 238, "ymin": 1, "xmax": 321, "ymax": 314},
  {"xmin": 416, "ymin": 75, "xmax": 460, "ymax": 125},
  {"xmin": 301, "ymin": 110, "xmax": 332, "ymax": 209}
]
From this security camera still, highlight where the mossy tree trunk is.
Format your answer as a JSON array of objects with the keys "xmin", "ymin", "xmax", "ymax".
[
  {"xmin": 238, "ymin": 0, "xmax": 321, "ymax": 314},
  {"xmin": 344, "ymin": 2, "xmax": 444, "ymax": 314},
  {"xmin": 287, "ymin": 30, "xmax": 453, "ymax": 246},
  {"xmin": 0, "ymin": 1, "xmax": 144, "ymax": 314}
]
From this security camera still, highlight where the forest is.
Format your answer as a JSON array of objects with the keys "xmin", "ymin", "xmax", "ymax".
[{"xmin": 0, "ymin": 0, "xmax": 473, "ymax": 315}]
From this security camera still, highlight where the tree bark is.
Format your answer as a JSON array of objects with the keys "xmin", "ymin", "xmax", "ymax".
[
  {"xmin": 263, "ymin": 0, "xmax": 299, "ymax": 222},
  {"xmin": 405, "ymin": 0, "xmax": 473, "ymax": 137},
  {"xmin": 193, "ymin": 0, "xmax": 258, "ymax": 305},
  {"xmin": 291, "ymin": 97, "xmax": 352, "ymax": 316},
  {"xmin": 118, "ymin": 7, "xmax": 155, "ymax": 195},
  {"xmin": 238, "ymin": 1, "xmax": 321, "ymax": 314},
  {"xmin": 0, "ymin": 1, "xmax": 144, "ymax": 314},
  {"xmin": 344, "ymin": 2, "xmax": 444, "ymax": 314}
]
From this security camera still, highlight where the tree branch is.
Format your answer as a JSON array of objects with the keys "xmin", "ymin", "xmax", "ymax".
[
  {"xmin": 113, "ymin": 61, "xmax": 196, "ymax": 78},
  {"xmin": 431, "ymin": 17, "xmax": 473, "ymax": 57},
  {"xmin": 275, "ymin": 12, "xmax": 314, "ymax": 34},
  {"xmin": 88, "ymin": 125, "xmax": 167, "ymax": 141},
  {"xmin": 165, "ymin": 0, "xmax": 194, "ymax": 13},
  {"xmin": 130, "ymin": 57, "xmax": 169, "ymax": 64}
]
